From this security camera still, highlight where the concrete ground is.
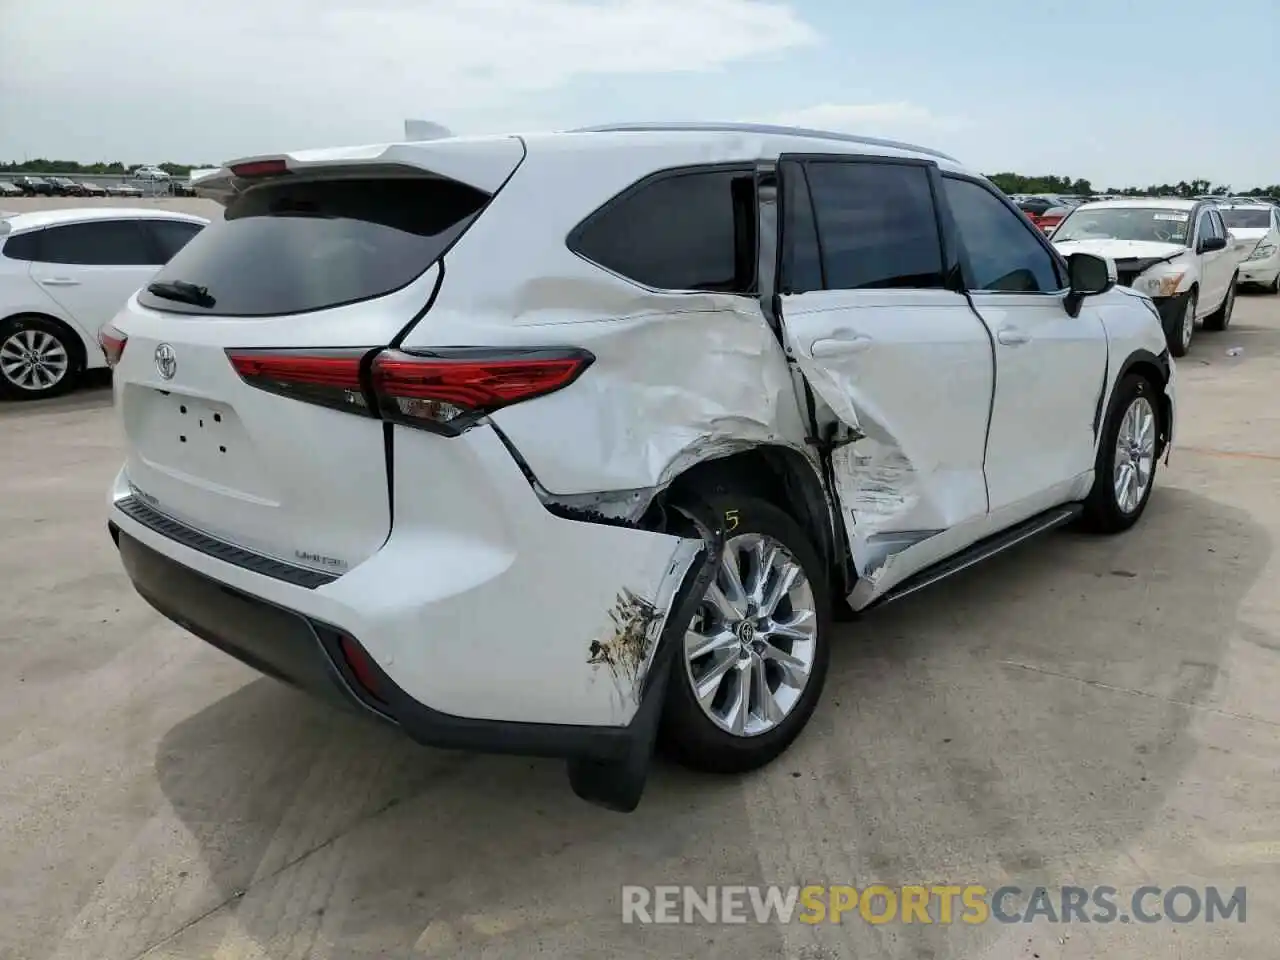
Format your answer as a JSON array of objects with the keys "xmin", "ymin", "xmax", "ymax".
[{"xmin": 2, "ymin": 293, "xmax": 1278, "ymax": 960}]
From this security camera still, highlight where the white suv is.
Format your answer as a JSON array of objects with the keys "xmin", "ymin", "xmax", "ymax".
[{"xmin": 104, "ymin": 124, "xmax": 1176, "ymax": 811}]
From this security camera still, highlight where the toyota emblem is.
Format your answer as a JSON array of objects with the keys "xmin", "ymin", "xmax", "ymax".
[{"xmin": 154, "ymin": 343, "xmax": 177, "ymax": 380}]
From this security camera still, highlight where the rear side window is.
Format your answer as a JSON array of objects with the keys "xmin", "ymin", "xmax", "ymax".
[
  {"xmin": 1, "ymin": 230, "xmax": 41, "ymax": 262},
  {"xmin": 146, "ymin": 219, "xmax": 204, "ymax": 263},
  {"xmin": 38, "ymin": 220, "xmax": 153, "ymax": 265},
  {"xmin": 570, "ymin": 168, "xmax": 757, "ymax": 293},
  {"xmin": 138, "ymin": 177, "xmax": 489, "ymax": 317},
  {"xmin": 804, "ymin": 161, "xmax": 945, "ymax": 290}
]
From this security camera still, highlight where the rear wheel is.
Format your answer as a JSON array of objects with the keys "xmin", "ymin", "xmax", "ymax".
[
  {"xmin": 1203, "ymin": 276, "xmax": 1237, "ymax": 331},
  {"xmin": 1269, "ymin": 269, "xmax": 1280, "ymax": 294},
  {"xmin": 659, "ymin": 492, "xmax": 831, "ymax": 773},
  {"xmin": 1081, "ymin": 373, "xmax": 1160, "ymax": 533},
  {"xmin": 0, "ymin": 315, "xmax": 80, "ymax": 400}
]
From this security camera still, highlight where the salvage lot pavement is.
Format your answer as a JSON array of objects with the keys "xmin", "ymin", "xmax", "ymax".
[{"xmin": 2, "ymin": 299, "xmax": 1278, "ymax": 960}]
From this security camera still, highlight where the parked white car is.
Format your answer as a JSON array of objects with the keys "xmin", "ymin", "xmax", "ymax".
[
  {"xmin": 1219, "ymin": 203, "xmax": 1280, "ymax": 293},
  {"xmin": 131, "ymin": 166, "xmax": 171, "ymax": 181},
  {"xmin": 1051, "ymin": 198, "xmax": 1244, "ymax": 356},
  {"xmin": 104, "ymin": 124, "xmax": 1176, "ymax": 811},
  {"xmin": 0, "ymin": 208, "xmax": 207, "ymax": 398}
]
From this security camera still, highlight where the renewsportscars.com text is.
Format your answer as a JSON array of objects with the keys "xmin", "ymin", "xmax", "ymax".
[{"xmin": 621, "ymin": 884, "xmax": 1246, "ymax": 925}]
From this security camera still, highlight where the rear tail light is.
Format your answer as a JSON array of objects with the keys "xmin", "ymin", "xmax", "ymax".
[
  {"xmin": 336, "ymin": 633, "xmax": 386, "ymax": 706},
  {"xmin": 226, "ymin": 346, "xmax": 593, "ymax": 433},
  {"xmin": 99, "ymin": 324, "xmax": 127, "ymax": 368},
  {"xmin": 227, "ymin": 349, "xmax": 372, "ymax": 414},
  {"xmin": 371, "ymin": 348, "xmax": 593, "ymax": 430}
]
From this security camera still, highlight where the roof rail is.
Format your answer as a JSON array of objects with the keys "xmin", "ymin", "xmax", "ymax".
[{"xmin": 568, "ymin": 121, "xmax": 960, "ymax": 163}]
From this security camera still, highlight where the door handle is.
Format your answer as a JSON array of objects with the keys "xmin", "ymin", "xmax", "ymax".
[
  {"xmin": 810, "ymin": 332, "xmax": 872, "ymax": 358},
  {"xmin": 997, "ymin": 326, "xmax": 1031, "ymax": 346},
  {"xmin": 39, "ymin": 277, "xmax": 81, "ymax": 286}
]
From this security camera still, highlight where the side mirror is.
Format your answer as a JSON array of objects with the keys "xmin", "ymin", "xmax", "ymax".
[
  {"xmin": 1064, "ymin": 252, "xmax": 1115, "ymax": 317},
  {"xmin": 1198, "ymin": 235, "xmax": 1227, "ymax": 253}
]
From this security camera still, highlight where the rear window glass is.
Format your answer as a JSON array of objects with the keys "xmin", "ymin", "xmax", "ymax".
[{"xmin": 137, "ymin": 177, "xmax": 489, "ymax": 316}]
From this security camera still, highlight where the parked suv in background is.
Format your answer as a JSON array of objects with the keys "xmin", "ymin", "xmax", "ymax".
[
  {"xmin": 14, "ymin": 176, "xmax": 53, "ymax": 196},
  {"xmin": 1052, "ymin": 198, "xmax": 1245, "ymax": 355},
  {"xmin": 104, "ymin": 124, "xmax": 1175, "ymax": 811},
  {"xmin": 0, "ymin": 208, "xmax": 207, "ymax": 398}
]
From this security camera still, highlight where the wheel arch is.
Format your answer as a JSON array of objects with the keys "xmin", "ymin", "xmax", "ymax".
[
  {"xmin": 1112, "ymin": 348, "xmax": 1172, "ymax": 456},
  {"xmin": 649, "ymin": 443, "xmax": 842, "ymax": 583}
]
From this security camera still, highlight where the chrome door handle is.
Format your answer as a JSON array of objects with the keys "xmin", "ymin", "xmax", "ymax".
[
  {"xmin": 811, "ymin": 333, "xmax": 872, "ymax": 358},
  {"xmin": 997, "ymin": 326, "xmax": 1030, "ymax": 346},
  {"xmin": 39, "ymin": 277, "xmax": 80, "ymax": 286}
]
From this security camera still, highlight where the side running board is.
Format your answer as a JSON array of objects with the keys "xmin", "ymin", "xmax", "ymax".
[{"xmin": 866, "ymin": 503, "xmax": 1082, "ymax": 609}]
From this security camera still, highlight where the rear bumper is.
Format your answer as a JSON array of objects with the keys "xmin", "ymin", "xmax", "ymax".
[{"xmin": 112, "ymin": 524, "xmax": 689, "ymax": 763}]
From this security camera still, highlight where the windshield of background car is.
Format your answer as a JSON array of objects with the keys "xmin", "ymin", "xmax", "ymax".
[
  {"xmin": 1052, "ymin": 207, "xmax": 1191, "ymax": 244},
  {"xmin": 1220, "ymin": 208, "xmax": 1272, "ymax": 229}
]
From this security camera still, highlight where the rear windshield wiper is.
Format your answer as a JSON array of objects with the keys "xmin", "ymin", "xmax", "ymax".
[{"xmin": 147, "ymin": 280, "xmax": 216, "ymax": 308}]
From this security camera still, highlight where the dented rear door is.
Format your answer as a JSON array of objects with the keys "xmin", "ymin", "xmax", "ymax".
[{"xmin": 775, "ymin": 156, "xmax": 995, "ymax": 599}]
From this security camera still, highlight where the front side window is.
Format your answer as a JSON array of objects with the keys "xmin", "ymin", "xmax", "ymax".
[
  {"xmin": 37, "ymin": 220, "xmax": 153, "ymax": 265},
  {"xmin": 942, "ymin": 177, "xmax": 1062, "ymax": 293},
  {"xmin": 570, "ymin": 168, "xmax": 757, "ymax": 293},
  {"xmin": 803, "ymin": 160, "xmax": 944, "ymax": 291}
]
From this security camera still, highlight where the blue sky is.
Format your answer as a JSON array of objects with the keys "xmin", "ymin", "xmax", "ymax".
[{"xmin": 1, "ymin": 0, "xmax": 1276, "ymax": 187}]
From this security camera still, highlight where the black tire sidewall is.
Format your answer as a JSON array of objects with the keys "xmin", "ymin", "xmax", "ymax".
[
  {"xmin": 1166, "ymin": 291, "xmax": 1195, "ymax": 357},
  {"xmin": 659, "ymin": 491, "xmax": 832, "ymax": 773},
  {"xmin": 1084, "ymin": 373, "xmax": 1159, "ymax": 532},
  {"xmin": 0, "ymin": 315, "xmax": 80, "ymax": 401}
]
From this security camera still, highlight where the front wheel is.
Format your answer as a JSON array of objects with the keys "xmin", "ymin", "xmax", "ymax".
[
  {"xmin": 659, "ymin": 493, "xmax": 831, "ymax": 774},
  {"xmin": 1081, "ymin": 374, "xmax": 1161, "ymax": 533},
  {"xmin": 1167, "ymin": 290, "xmax": 1196, "ymax": 357}
]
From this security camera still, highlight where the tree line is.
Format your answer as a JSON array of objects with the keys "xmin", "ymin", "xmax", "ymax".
[
  {"xmin": 2, "ymin": 160, "xmax": 1278, "ymax": 198},
  {"xmin": 988, "ymin": 172, "xmax": 1280, "ymax": 198}
]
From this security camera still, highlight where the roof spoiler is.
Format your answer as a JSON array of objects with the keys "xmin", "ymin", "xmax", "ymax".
[{"xmin": 192, "ymin": 138, "xmax": 525, "ymax": 207}]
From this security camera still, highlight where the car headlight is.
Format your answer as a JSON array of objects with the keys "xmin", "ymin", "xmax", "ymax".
[
  {"xmin": 1135, "ymin": 270, "xmax": 1186, "ymax": 298},
  {"xmin": 1246, "ymin": 242, "xmax": 1277, "ymax": 261}
]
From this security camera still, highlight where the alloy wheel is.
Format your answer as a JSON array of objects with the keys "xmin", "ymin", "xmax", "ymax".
[
  {"xmin": 683, "ymin": 533, "xmax": 818, "ymax": 738},
  {"xmin": 1113, "ymin": 395, "xmax": 1157, "ymax": 514},
  {"xmin": 0, "ymin": 329, "xmax": 69, "ymax": 393},
  {"xmin": 1180, "ymin": 298, "xmax": 1195, "ymax": 352}
]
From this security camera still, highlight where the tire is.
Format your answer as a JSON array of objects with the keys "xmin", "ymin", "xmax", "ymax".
[
  {"xmin": 1203, "ymin": 275, "xmax": 1237, "ymax": 331},
  {"xmin": 0, "ymin": 315, "xmax": 81, "ymax": 401},
  {"xmin": 1269, "ymin": 269, "xmax": 1280, "ymax": 295},
  {"xmin": 659, "ymin": 491, "xmax": 832, "ymax": 774},
  {"xmin": 1081, "ymin": 373, "xmax": 1161, "ymax": 533},
  {"xmin": 1166, "ymin": 289, "xmax": 1196, "ymax": 357}
]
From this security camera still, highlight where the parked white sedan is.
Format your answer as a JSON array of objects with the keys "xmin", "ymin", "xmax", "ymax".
[
  {"xmin": 1219, "ymin": 203, "xmax": 1280, "ymax": 293},
  {"xmin": 1052, "ymin": 198, "xmax": 1244, "ymax": 356},
  {"xmin": 0, "ymin": 208, "xmax": 208, "ymax": 398}
]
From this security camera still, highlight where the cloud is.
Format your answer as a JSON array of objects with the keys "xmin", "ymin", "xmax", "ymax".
[{"xmin": 773, "ymin": 102, "xmax": 966, "ymax": 137}]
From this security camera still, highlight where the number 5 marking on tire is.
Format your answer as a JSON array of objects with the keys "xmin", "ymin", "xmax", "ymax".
[{"xmin": 724, "ymin": 509, "xmax": 740, "ymax": 532}]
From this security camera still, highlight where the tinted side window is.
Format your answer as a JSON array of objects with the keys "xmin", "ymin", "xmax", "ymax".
[
  {"xmin": 1210, "ymin": 210, "xmax": 1227, "ymax": 239},
  {"xmin": 942, "ymin": 177, "xmax": 1062, "ymax": 293},
  {"xmin": 38, "ymin": 220, "xmax": 153, "ymax": 265},
  {"xmin": 1, "ymin": 230, "xmax": 41, "ymax": 262},
  {"xmin": 571, "ymin": 169, "xmax": 757, "ymax": 293},
  {"xmin": 147, "ymin": 220, "xmax": 204, "ymax": 263},
  {"xmin": 779, "ymin": 160, "xmax": 823, "ymax": 294},
  {"xmin": 804, "ymin": 161, "xmax": 944, "ymax": 291},
  {"xmin": 1195, "ymin": 211, "xmax": 1216, "ymax": 243}
]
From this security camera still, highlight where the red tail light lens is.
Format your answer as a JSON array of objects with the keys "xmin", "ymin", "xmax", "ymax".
[
  {"xmin": 226, "ymin": 348, "xmax": 374, "ymax": 414},
  {"xmin": 370, "ymin": 348, "xmax": 594, "ymax": 430},
  {"xmin": 337, "ymin": 634, "xmax": 386, "ymax": 705},
  {"xmin": 99, "ymin": 325, "xmax": 127, "ymax": 368},
  {"xmin": 230, "ymin": 158, "xmax": 289, "ymax": 178}
]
